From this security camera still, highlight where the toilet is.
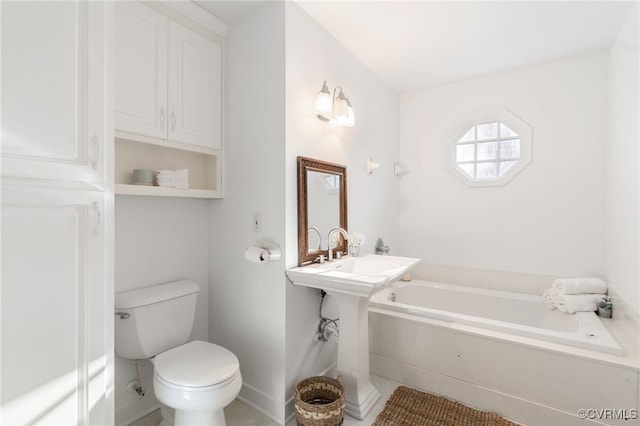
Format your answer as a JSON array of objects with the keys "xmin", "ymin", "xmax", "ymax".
[{"xmin": 114, "ymin": 280, "xmax": 241, "ymax": 426}]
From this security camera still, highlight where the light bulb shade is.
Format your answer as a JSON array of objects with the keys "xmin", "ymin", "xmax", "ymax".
[
  {"xmin": 343, "ymin": 106, "xmax": 355, "ymax": 127},
  {"xmin": 333, "ymin": 90, "xmax": 354, "ymax": 127},
  {"xmin": 344, "ymin": 97, "xmax": 355, "ymax": 127},
  {"xmin": 314, "ymin": 81, "xmax": 332, "ymax": 121},
  {"xmin": 333, "ymin": 96, "xmax": 349, "ymax": 119}
]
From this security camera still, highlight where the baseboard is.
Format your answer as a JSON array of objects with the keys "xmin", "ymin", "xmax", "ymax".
[
  {"xmin": 116, "ymin": 403, "xmax": 160, "ymax": 426},
  {"xmin": 371, "ymin": 354, "xmax": 613, "ymax": 426},
  {"xmin": 237, "ymin": 382, "xmax": 286, "ymax": 425}
]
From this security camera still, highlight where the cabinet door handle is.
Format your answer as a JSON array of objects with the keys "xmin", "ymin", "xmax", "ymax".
[
  {"xmin": 89, "ymin": 135, "xmax": 100, "ymax": 170},
  {"xmin": 160, "ymin": 108, "xmax": 165, "ymax": 130},
  {"xmin": 171, "ymin": 111, "xmax": 176, "ymax": 133},
  {"xmin": 90, "ymin": 201, "xmax": 101, "ymax": 237}
]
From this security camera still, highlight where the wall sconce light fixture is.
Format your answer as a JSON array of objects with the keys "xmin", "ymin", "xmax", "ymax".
[
  {"xmin": 366, "ymin": 158, "xmax": 380, "ymax": 175},
  {"xmin": 314, "ymin": 80, "xmax": 355, "ymax": 127},
  {"xmin": 394, "ymin": 162, "xmax": 410, "ymax": 177}
]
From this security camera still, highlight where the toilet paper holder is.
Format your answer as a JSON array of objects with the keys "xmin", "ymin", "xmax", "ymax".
[{"xmin": 244, "ymin": 241, "xmax": 282, "ymax": 263}]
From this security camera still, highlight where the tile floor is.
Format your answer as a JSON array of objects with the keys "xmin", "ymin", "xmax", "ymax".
[{"xmin": 130, "ymin": 374, "xmax": 401, "ymax": 426}]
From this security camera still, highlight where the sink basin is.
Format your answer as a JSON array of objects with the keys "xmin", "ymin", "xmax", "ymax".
[
  {"xmin": 286, "ymin": 254, "xmax": 420, "ymax": 297},
  {"xmin": 287, "ymin": 254, "xmax": 420, "ymax": 419}
]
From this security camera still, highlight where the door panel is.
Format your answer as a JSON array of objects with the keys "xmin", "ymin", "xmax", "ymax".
[
  {"xmin": 0, "ymin": 1, "xmax": 105, "ymax": 182},
  {"xmin": 1, "ymin": 184, "xmax": 106, "ymax": 425},
  {"xmin": 168, "ymin": 21, "xmax": 221, "ymax": 150},
  {"xmin": 114, "ymin": 2, "xmax": 167, "ymax": 140}
]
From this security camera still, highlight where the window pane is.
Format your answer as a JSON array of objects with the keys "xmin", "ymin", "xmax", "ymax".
[
  {"xmin": 456, "ymin": 144, "xmax": 475, "ymax": 162},
  {"xmin": 458, "ymin": 163, "xmax": 475, "ymax": 178},
  {"xmin": 457, "ymin": 127, "xmax": 475, "ymax": 143},
  {"xmin": 500, "ymin": 160, "xmax": 518, "ymax": 177},
  {"xmin": 500, "ymin": 139, "xmax": 520, "ymax": 159},
  {"xmin": 325, "ymin": 175, "xmax": 340, "ymax": 189},
  {"xmin": 476, "ymin": 162, "xmax": 497, "ymax": 179},
  {"xmin": 476, "ymin": 122, "xmax": 498, "ymax": 140},
  {"xmin": 477, "ymin": 141, "xmax": 497, "ymax": 160},
  {"xmin": 452, "ymin": 117, "xmax": 528, "ymax": 184},
  {"xmin": 500, "ymin": 123, "xmax": 518, "ymax": 138}
]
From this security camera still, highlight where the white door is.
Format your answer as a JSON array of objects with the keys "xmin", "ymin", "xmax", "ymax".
[
  {"xmin": 168, "ymin": 21, "xmax": 222, "ymax": 150},
  {"xmin": 1, "ymin": 183, "xmax": 109, "ymax": 425},
  {"xmin": 114, "ymin": 2, "xmax": 168, "ymax": 140},
  {"xmin": 1, "ymin": 1, "xmax": 106, "ymax": 182},
  {"xmin": 0, "ymin": 1, "xmax": 113, "ymax": 425}
]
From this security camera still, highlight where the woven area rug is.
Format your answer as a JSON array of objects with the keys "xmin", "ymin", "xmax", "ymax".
[{"xmin": 373, "ymin": 386, "xmax": 519, "ymax": 426}]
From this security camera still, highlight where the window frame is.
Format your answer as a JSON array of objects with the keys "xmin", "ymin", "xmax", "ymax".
[{"xmin": 451, "ymin": 108, "xmax": 532, "ymax": 187}]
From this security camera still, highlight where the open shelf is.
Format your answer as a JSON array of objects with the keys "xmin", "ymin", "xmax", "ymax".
[
  {"xmin": 114, "ymin": 183, "xmax": 219, "ymax": 198},
  {"xmin": 115, "ymin": 134, "xmax": 221, "ymax": 199}
]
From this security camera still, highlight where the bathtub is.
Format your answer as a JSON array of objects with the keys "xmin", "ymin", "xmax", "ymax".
[
  {"xmin": 369, "ymin": 280, "xmax": 622, "ymax": 354},
  {"xmin": 368, "ymin": 280, "xmax": 639, "ymax": 425}
]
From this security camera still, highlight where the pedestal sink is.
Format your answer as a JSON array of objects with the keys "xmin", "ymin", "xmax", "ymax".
[{"xmin": 286, "ymin": 254, "xmax": 420, "ymax": 419}]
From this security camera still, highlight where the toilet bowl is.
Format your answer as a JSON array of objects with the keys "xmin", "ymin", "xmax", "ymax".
[
  {"xmin": 152, "ymin": 340, "xmax": 242, "ymax": 426},
  {"xmin": 114, "ymin": 281, "xmax": 242, "ymax": 426}
]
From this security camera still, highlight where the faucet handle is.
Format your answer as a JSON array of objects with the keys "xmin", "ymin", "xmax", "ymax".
[{"xmin": 375, "ymin": 237, "xmax": 390, "ymax": 255}]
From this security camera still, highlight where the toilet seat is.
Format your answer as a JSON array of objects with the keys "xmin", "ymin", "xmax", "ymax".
[{"xmin": 154, "ymin": 340, "xmax": 240, "ymax": 388}]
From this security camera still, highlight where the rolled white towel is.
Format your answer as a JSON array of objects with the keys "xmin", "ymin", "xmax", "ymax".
[
  {"xmin": 156, "ymin": 169, "xmax": 189, "ymax": 189},
  {"xmin": 554, "ymin": 294, "xmax": 604, "ymax": 313},
  {"xmin": 552, "ymin": 277, "xmax": 607, "ymax": 295},
  {"xmin": 542, "ymin": 288, "xmax": 557, "ymax": 310}
]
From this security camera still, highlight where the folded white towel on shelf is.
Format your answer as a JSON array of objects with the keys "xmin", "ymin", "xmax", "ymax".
[
  {"xmin": 552, "ymin": 277, "xmax": 607, "ymax": 295},
  {"xmin": 542, "ymin": 288, "xmax": 557, "ymax": 310},
  {"xmin": 157, "ymin": 169, "xmax": 189, "ymax": 189},
  {"xmin": 554, "ymin": 294, "xmax": 604, "ymax": 314}
]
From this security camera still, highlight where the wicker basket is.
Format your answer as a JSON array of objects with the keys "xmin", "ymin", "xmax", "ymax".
[{"xmin": 294, "ymin": 376, "xmax": 345, "ymax": 426}]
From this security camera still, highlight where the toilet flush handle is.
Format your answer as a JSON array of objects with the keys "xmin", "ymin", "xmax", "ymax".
[{"xmin": 115, "ymin": 312, "xmax": 130, "ymax": 319}]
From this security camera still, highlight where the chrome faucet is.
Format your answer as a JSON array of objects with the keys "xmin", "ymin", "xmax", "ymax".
[
  {"xmin": 375, "ymin": 237, "xmax": 390, "ymax": 255},
  {"xmin": 327, "ymin": 227, "xmax": 349, "ymax": 261}
]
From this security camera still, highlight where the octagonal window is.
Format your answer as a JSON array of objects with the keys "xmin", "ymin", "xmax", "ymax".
[{"xmin": 452, "ymin": 109, "xmax": 532, "ymax": 187}]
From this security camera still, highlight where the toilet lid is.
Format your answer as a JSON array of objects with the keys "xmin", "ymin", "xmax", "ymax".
[{"xmin": 155, "ymin": 340, "xmax": 239, "ymax": 387}]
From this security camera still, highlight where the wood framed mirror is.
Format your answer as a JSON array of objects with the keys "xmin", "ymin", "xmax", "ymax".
[{"xmin": 297, "ymin": 156, "xmax": 348, "ymax": 266}]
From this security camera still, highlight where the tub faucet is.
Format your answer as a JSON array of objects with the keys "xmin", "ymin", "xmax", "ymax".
[
  {"xmin": 327, "ymin": 227, "xmax": 349, "ymax": 262},
  {"xmin": 375, "ymin": 237, "xmax": 390, "ymax": 255}
]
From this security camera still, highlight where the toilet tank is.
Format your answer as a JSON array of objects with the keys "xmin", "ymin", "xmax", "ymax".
[{"xmin": 114, "ymin": 280, "xmax": 199, "ymax": 359}]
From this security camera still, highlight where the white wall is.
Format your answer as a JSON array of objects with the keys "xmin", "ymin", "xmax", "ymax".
[
  {"xmin": 209, "ymin": 4, "xmax": 400, "ymax": 422},
  {"xmin": 605, "ymin": 4, "xmax": 639, "ymax": 318},
  {"xmin": 208, "ymin": 2, "xmax": 288, "ymax": 422},
  {"xmin": 284, "ymin": 2, "xmax": 400, "ymax": 421},
  {"xmin": 398, "ymin": 52, "xmax": 609, "ymax": 286},
  {"xmin": 114, "ymin": 196, "xmax": 210, "ymax": 425}
]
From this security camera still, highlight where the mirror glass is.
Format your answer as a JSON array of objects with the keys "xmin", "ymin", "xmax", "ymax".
[{"xmin": 297, "ymin": 157, "xmax": 347, "ymax": 265}]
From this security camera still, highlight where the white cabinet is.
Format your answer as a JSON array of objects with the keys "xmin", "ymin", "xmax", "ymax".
[
  {"xmin": 168, "ymin": 21, "xmax": 222, "ymax": 150},
  {"xmin": 114, "ymin": 2, "xmax": 168, "ymax": 140},
  {"xmin": 114, "ymin": 2, "xmax": 225, "ymax": 198},
  {"xmin": 0, "ymin": 2, "xmax": 113, "ymax": 425},
  {"xmin": 1, "ymin": 1, "xmax": 106, "ymax": 183},
  {"xmin": 1, "ymin": 182, "xmax": 109, "ymax": 425},
  {"xmin": 115, "ymin": 2, "xmax": 222, "ymax": 151}
]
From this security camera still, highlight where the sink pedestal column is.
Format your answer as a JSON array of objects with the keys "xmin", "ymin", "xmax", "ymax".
[{"xmin": 333, "ymin": 292, "xmax": 380, "ymax": 420}]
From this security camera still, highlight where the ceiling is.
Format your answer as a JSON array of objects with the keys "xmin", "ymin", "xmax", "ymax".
[
  {"xmin": 196, "ymin": 1, "xmax": 265, "ymax": 23},
  {"xmin": 198, "ymin": 1, "xmax": 636, "ymax": 93}
]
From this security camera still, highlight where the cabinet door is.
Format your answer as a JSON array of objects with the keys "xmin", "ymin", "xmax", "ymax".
[
  {"xmin": 1, "ymin": 183, "xmax": 110, "ymax": 425},
  {"xmin": 168, "ymin": 21, "xmax": 222, "ymax": 151},
  {"xmin": 114, "ymin": 2, "xmax": 168, "ymax": 140},
  {"xmin": 0, "ymin": 1, "xmax": 106, "ymax": 182}
]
